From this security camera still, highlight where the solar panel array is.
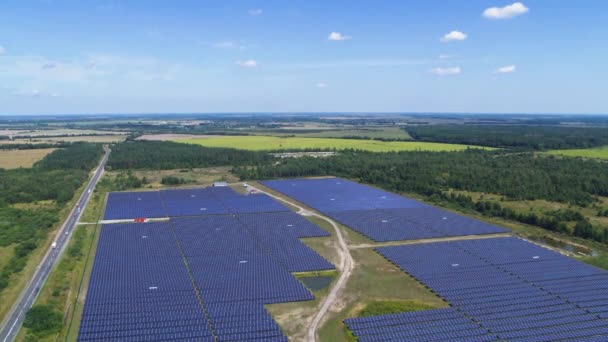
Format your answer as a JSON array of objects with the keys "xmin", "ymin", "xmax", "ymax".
[
  {"xmin": 79, "ymin": 222, "xmax": 214, "ymax": 341},
  {"xmin": 82, "ymin": 186, "xmax": 334, "ymax": 341},
  {"xmin": 344, "ymin": 237, "xmax": 608, "ymax": 342},
  {"xmin": 104, "ymin": 186, "xmax": 289, "ymax": 220},
  {"xmin": 104, "ymin": 191, "xmax": 167, "ymax": 220},
  {"xmin": 261, "ymin": 178, "xmax": 508, "ymax": 242},
  {"xmin": 345, "ymin": 308, "xmax": 496, "ymax": 342}
]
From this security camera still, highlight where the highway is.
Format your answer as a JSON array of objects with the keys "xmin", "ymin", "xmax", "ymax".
[{"xmin": 0, "ymin": 146, "xmax": 110, "ymax": 342}]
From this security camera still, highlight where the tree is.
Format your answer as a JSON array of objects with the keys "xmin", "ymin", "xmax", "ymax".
[{"xmin": 23, "ymin": 305, "xmax": 63, "ymax": 335}]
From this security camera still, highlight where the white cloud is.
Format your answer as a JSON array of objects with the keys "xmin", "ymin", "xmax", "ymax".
[
  {"xmin": 214, "ymin": 41, "xmax": 245, "ymax": 50},
  {"xmin": 483, "ymin": 2, "xmax": 529, "ymax": 19},
  {"xmin": 441, "ymin": 31, "xmax": 467, "ymax": 42},
  {"xmin": 495, "ymin": 65, "xmax": 517, "ymax": 74},
  {"xmin": 328, "ymin": 32, "xmax": 351, "ymax": 41},
  {"xmin": 248, "ymin": 9, "xmax": 263, "ymax": 16},
  {"xmin": 235, "ymin": 60, "xmax": 258, "ymax": 68},
  {"xmin": 438, "ymin": 54, "xmax": 456, "ymax": 59},
  {"xmin": 316, "ymin": 82, "xmax": 327, "ymax": 88},
  {"xmin": 0, "ymin": 46, "xmax": 6, "ymax": 55},
  {"xmin": 13, "ymin": 89, "xmax": 42, "ymax": 98},
  {"xmin": 430, "ymin": 67, "xmax": 462, "ymax": 76}
]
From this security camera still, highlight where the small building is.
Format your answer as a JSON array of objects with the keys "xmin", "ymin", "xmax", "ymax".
[{"xmin": 213, "ymin": 181, "xmax": 228, "ymax": 187}]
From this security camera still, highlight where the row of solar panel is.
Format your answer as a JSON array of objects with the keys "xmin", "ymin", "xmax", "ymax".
[
  {"xmin": 172, "ymin": 215, "xmax": 316, "ymax": 341},
  {"xmin": 261, "ymin": 177, "xmax": 509, "ymax": 242},
  {"xmin": 345, "ymin": 237, "xmax": 608, "ymax": 341},
  {"xmin": 82, "ymin": 195, "xmax": 334, "ymax": 341},
  {"xmin": 103, "ymin": 186, "xmax": 289, "ymax": 219},
  {"xmin": 261, "ymin": 177, "xmax": 425, "ymax": 213}
]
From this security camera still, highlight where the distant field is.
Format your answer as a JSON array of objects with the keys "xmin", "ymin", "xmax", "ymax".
[
  {"xmin": 40, "ymin": 135, "xmax": 127, "ymax": 143},
  {"xmin": 0, "ymin": 148, "xmax": 56, "ymax": 169},
  {"xmin": 293, "ymin": 127, "xmax": 412, "ymax": 140},
  {"xmin": 546, "ymin": 146, "xmax": 608, "ymax": 160},
  {"xmin": 247, "ymin": 126, "xmax": 413, "ymax": 140},
  {"xmin": 177, "ymin": 136, "xmax": 489, "ymax": 152}
]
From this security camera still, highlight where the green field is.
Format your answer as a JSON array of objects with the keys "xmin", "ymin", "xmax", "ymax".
[
  {"xmin": 546, "ymin": 145, "xmax": 608, "ymax": 160},
  {"xmin": 176, "ymin": 136, "xmax": 489, "ymax": 152}
]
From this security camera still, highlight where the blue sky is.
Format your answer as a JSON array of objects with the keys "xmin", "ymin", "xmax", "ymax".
[{"xmin": 1, "ymin": 0, "xmax": 607, "ymax": 115}]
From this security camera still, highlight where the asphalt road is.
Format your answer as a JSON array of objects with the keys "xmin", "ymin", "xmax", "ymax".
[{"xmin": 0, "ymin": 146, "xmax": 110, "ymax": 342}]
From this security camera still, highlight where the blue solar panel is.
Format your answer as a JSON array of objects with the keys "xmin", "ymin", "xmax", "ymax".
[
  {"xmin": 261, "ymin": 177, "xmax": 425, "ymax": 212},
  {"xmin": 261, "ymin": 177, "xmax": 510, "ymax": 242},
  {"xmin": 343, "ymin": 237, "xmax": 608, "ymax": 341},
  {"xmin": 104, "ymin": 191, "xmax": 166, "ymax": 220},
  {"xmin": 79, "ymin": 222, "xmax": 213, "ymax": 341},
  {"xmin": 82, "ymin": 185, "xmax": 335, "ymax": 341},
  {"xmin": 160, "ymin": 187, "xmax": 230, "ymax": 216}
]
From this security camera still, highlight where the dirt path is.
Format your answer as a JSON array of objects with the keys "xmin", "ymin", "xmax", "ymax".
[
  {"xmin": 249, "ymin": 185, "xmax": 354, "ymax": 342},
  {"xmin": 349, "ymin": 233, "xmax": 512, "ymax": 249}
]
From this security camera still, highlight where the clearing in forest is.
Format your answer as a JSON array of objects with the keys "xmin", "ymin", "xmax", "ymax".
[
  {"xmin": 176, "ymin": 135, "xmax": 491, "ymax": 152},
  {"xmin": 0, "ymin": 148, "xmax": 57, "ymax": 169}
]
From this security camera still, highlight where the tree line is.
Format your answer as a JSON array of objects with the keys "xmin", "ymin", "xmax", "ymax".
[
  {"xmin": 0, "ymin": 143, "xmax": 103, "ymax": 295},
  {"xmin": 406, "ymin": 125, "xmax": 608, "ymax": 150},
  {"xmin": 234, "ymin": 149, "xmax": 608, "ymax": 243},
  {"xmin": 106, "ymin": 141, "xmax": 274, "ymax": 170}
]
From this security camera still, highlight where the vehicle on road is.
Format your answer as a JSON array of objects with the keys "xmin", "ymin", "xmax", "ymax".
[{"xmin": 51, "ymin": 242, "xmax": 57, "ymax": 249}]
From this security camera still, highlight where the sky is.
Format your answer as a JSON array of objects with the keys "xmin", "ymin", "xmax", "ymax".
[{"xmin": 1, "ymin": 0, "xmax": 607, "ymax": 115}]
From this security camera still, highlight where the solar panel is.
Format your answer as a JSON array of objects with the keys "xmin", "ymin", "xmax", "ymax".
[
  {"xmin": 342, "ymin": 237, "xmax": 608, "ymax": 341},
  {"xmin": 261, "ymin": 177, "xmax": 509, "ymax": 242},
  {"xmin": 81, "ymin": 185, "xmax": 334, "ymax": 341}
]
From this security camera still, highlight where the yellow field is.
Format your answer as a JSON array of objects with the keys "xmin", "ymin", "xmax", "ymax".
[
  {"xmin": 0, "ymin": 148, "xmax": 56, "ymax": 169},
  {"xmin": 546, "ymin": 145, "xmax": 608, "ymax": 160},
  {"xmin": 176, "ymin": 136, "xmax": 490, "ymax": 152}
]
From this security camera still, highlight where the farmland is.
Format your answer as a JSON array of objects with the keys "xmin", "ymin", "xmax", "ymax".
[
  {"xmin": 547, "ymin": 145, "xmax": 608, "ymax": 160},
  {"xmin": 0, "ymin": 148, "xmax": 56, "ymax": 169},
  {"xmin": 176, "ymin": 135, "xmax": 489, "ymax": 152}
]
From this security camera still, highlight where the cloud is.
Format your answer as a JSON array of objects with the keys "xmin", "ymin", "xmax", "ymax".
[
  {"xmin": 483, "ymin": 2, "xmax": 529, "ymax": 19},
  {"xmin": 248, "ymin": 9, "xmax": 263, "ymax": 16},
  {"xmin": 235, "ymin": 60, "xmax": 258, "ymax": 68},
  {"xmin": 214, "ymin": 41, "xmax": 245, "ymax": 50},
  {"xmin": 328, "ymin": 32, "xmax": 351, "ymax": 41},
  {"xmin": 13, "ymin": 89, "xmax": 42, "ymax": 98},
  {"xmin": 495, "ymin": 65, "xmax": 516, "ymax": 74},
  {"xmin": 0, "ymin": 46, "xmax": 5, "ymax": 55},
  {"xmin": 316, "ymin": 82, "xmax": 327, "ymax": 88},
  {"xmin": 272, "ymin": 58, "xmax": 430, "ymax": 71},
  {"xmin": 430, "ymin": 67, "xmax": 462, "ymax": 76},
  {"xmin": 438, "ymin": 54, "xmax": 456, "ymax": 59},
  {"xmin": 441, "ymin": 31, "xmax": 467, "ymax": 42}
]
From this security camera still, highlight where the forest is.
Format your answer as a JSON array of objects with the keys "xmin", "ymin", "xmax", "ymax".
[
  {"xmin": 106, "ymin": 141, "xmax": 273, "ymax": 170},
  {"xmin": 406, "ymin": 125, "xmax": 608, "ymax": 149},
  {"xmin": 234, "ymin": 149, "xmax": 608, "ymax": 243},
  {"xmin": 0, "ymin": 143, "xmax": 103, "ymax": 295}
]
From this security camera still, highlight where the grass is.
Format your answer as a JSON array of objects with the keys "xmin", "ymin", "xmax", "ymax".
[
  {"xmin": 581, "ymin": 253, "xmax": 608, "ymax": 270},
  {"xmin": 0, "ymin": 148, "xmax": 56, "ymax": 169},
  {"xmin": 0, "ymin": 177, "xmax": 91, "ymax": 324},
  {"xmin": 107, "ymin": 166, "xmax": 238, "ymax": 189},
  {"xmin": 299, "ymin": 127, "xmax": 412, "ymax": 140},
  {"xmin": 35, "ymin": 135, "xmax": 127, "ymax": 143},
  {"xmin": 546, "ymin": 145, "xmax": 608, "ymax": 160},
  {"xmin": 16, "ymin": 225, "xmax": 97, "ymax": 341},
  {"xmin": 317, "ymin": 248, "xmax": 447, "ymax": 342},
  {"xmin": 358, "ymin": 300, "xmax": 435, "ymax": 317},
  {"xmin": 63, "ymin": 195, "xmax": 106, "ymax": 342},
  {"xmin": 176, "ymin": 135, "xmax": 491, "ymax": 152}
]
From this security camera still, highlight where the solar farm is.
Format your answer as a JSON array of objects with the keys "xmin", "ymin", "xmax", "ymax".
[
  {"xmin": 79, "ymin": 187, "xmax": 333, "ymax": 341},
  {"xmin": 78, "ymin": 177, "xmax": 608, "ymax": 341},
  {"xmin": 261, "ymin": 178, "xmax": 608, "ymax": 341},
  {"xmin": 260, "ymin": 178, "xmax": 509, "ymax": 242}
]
